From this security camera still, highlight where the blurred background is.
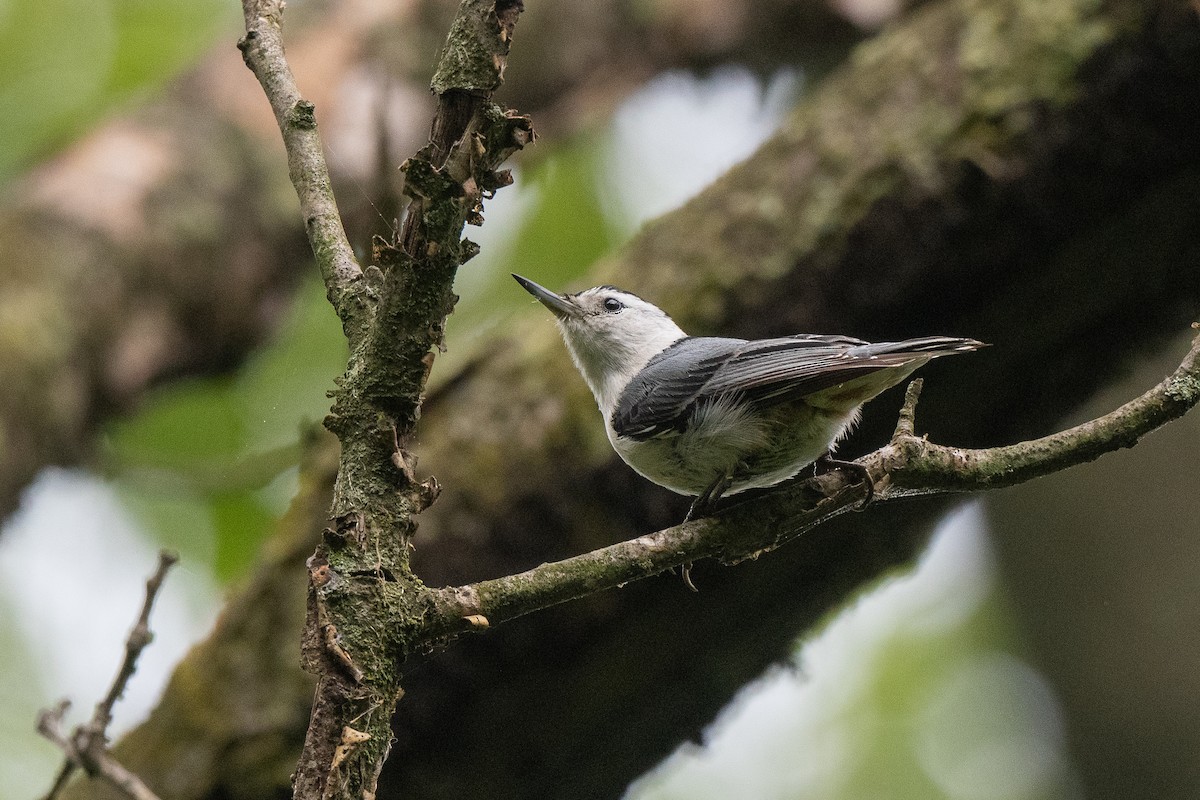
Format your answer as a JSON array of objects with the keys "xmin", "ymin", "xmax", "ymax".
[{"xmin": 1, "ymin": 0, "xmax": 1197, "ymax": 798}]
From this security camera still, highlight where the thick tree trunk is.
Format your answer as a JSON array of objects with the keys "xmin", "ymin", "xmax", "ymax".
[{"xmin": 61, "ymin": 0, "xmax": 1200, "ymax": 798}]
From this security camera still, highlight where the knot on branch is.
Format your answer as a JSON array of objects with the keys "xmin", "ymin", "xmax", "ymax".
[
  {"xmin": 235, "ymin": 29, "xmax": 257, "ymax": 55},
  {"xmin": 326, "ymin": 511, "xmax": 367, "ymax": 548},
  {"xmin": 286, "ymin": 100, "xmax": 318, "ymax": 130}
]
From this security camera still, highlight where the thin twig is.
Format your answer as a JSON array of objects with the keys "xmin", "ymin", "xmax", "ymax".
[
  {"xmin": 38, "ymin": 700, "xmax": 164, "ymax": 800},
  {"xmin": 880, "ymin": 325, "xmax": 1200, "ymax": 495},
  {"xmin": 892, "ymin": 378, "xmax": 923, "ymax": 439},
  {"xmin": 237, "ymin": 0, "xmax": 366, "ymax": 338},
  {"xmin": 90, "ymin": 551, "xmax": 178, "ymax": 735},
  {"xmin": 37, "ymin": 551, "xmax": 178, "ymax": 800},
  {"xmin": 37, "ymin": 701, "xmax": 77, "ymax": 800}
]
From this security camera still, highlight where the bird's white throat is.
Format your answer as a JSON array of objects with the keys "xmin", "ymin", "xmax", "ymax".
[{"xmin": 556, "ymin": 316, "xmax": 685, "ymax": 413}]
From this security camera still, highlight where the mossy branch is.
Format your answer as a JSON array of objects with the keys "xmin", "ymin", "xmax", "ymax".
[
  {"xmin": 879, "ymin": 329, "xmax": 1200, "ymax": 492},
  {"xmin": 240, "ymin": 1, "xmax": 530, "ymax": 798},
  {"xmin": 432, "ymin": 329, "xmax": 1200, "ymax": 629}
]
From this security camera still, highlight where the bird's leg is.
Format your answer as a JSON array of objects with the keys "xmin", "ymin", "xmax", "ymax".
[
  {"xmin": 815, "ymin": 453, "xmax": 874, "ymax": 509},
  {"xmin": 678, "ymin": 473, "xmax": 734, "ymax": 593},
  {"xmin": 685, "ymin": 472, "xmax": 733, "ymax": 522}
]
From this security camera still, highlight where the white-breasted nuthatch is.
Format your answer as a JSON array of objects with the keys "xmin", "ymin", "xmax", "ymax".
[{"xmin": 514, "ymin": 274, "xmax": 985, "ymax": 516}]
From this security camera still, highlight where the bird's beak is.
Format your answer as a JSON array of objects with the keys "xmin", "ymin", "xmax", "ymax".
[{"xmin": 512, "ymin": 274, "xmax": 577, "ymax": 318}]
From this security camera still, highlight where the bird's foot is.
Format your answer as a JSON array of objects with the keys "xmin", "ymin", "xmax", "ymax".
[
  {"xmin": 679, "ymin": 562, "xmax": 699, "ymax": 593},
  {"xmin": 677, "ymin": 473, "xmax": 736, "ymax": 592},
  {"xmin": 815, "ymin": 454, "xmax": 874, "ymax": 510}
]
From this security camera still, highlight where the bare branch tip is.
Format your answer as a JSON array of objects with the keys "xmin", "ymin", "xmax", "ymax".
[
  {"xmin": 892, "ymin": 378, "xmax": 924, "ymax": 440},
  {"xmin": 36, "ymin": 699, "xmax": 71, "ymax": 741}
]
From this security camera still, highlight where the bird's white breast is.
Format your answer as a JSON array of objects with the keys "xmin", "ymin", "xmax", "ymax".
[{"xmin": 607, "ymin": 396, "xmax": 861, "ymax": 497}]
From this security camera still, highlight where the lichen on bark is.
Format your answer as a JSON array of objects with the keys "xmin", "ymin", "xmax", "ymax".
[{"xmin": 240, "ymin": 0, "xmax": 536, "ymax": 795}]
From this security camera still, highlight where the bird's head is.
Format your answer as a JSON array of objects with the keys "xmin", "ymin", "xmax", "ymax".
[{"xmin": 513, "ymin": 274, "xmax": 686, "ymax": 407}]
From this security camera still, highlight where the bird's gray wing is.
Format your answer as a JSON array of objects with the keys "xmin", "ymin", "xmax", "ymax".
[
  {"xmin": 612, "ymin": 335, "xmax": 980, "ymax": 440},
  {"xmin": 709, "ymin": 335, "xmax": 985, "ymax": 406},
  {"xmin": 611, "ymin": 335, "xmax": 864, "ymax": 439},
  {"xmin": 610, "ymin": 337, "xmax": 738, "ymax": 439}
]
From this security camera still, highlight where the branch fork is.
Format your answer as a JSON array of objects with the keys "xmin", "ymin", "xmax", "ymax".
[
  {"xmin": 240, "ymin": 1, "xmax": 534, "ymax": 796},
  {"xmin": 37, "ymin": 552, "xmax": 178, "ymax": 800}
]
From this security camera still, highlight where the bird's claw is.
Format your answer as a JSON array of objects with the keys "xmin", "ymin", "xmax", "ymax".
[{"xmin": 816, "ymin": 454, "xmax": 874, "ymax": 510}]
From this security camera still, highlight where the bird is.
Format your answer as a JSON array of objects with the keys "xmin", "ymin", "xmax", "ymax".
[{"xmin": 513, "ymin": 273, "xmax": 985, "ymax": 519}]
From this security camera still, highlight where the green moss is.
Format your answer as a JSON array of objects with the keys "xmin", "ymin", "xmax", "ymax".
[
  {"xmin": 958, "ymin": 0, "xmax": 1112, "ymax": 116},
  {"xmin": 1165, "ymin": 369, "xmax": 1200, "ymax": 405},
  {"xmin": 430, "ymin": 0, "xmax": 508, "ymax": 94},
  {"xmin": 285, "ymin": 99, "xmax": 317, "ymax": 130}
]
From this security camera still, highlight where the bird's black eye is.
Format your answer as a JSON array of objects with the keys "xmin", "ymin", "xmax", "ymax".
[{"xmin": 602, "ymin": 297, "xmax": 623, "ymax": 313}]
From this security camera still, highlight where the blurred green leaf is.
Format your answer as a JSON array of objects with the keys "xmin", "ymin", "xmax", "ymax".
[
  {"xmin": 108, "ymin": 377, "xmax": 246, "ymax": 469},
  {"xmin": 210, "ymin": 489, "xmax": 275, "ymax": 582},
  {"xmin": 115, "ymin": 477, "xmax": 281, "ymax": 583},
  {"xmin": 0, "ymin": 0, "xmax": 115, "ymax": 180},
  {"xmin": 505, "ymin": 137, "xmax": 621, "ymax": 286},
  {"xmin": 115, "ymin": 479, "xmax": 216, "ymax": 570},
  {"xmin": 237, "ymin": 276, "xmax": 349, "ymax": 454},
  {"xmin": 0, "ymin": 0, "xmax": 234, "ymax": 183},
  {"xmin": 106, "ymin": 277, "xmax": 344, "ymax": 472},
  {"xmin": 103, "ymin": 276, "xmax": 344, "ymax": 580},
  {"xmin": 109, "ymin": 0, "xmax": 230, "ymax": 93}
]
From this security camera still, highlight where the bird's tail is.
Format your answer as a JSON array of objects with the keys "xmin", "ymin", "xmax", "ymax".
[
  {"xmin": 847, "ymin": 336, "xmax": 988, "ymax": 359},
  {"xmin": 802, "ymin": 336, "xmax": 987, "ymax": 411}
]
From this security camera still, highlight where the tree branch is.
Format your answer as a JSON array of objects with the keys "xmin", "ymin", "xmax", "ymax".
[
  {"xmin": 237, "ymin": 0, "xmax": 368, "ymax": 338},
  {"xmin": 435, "ymin": 329, "xmax": 1200, "ymax": 628},
  {"xmin": 37, "ymin": 705, "xmax": 163, "ymax": 800},
  {"xmin": 37, "ymin": 552, "xmax": 178, "ymax": 800},
  {"xmin": 240, "ymin": 1, "xmax": 532, "ymax": 798},
  {"xmin": 879, "ymin": 329, "xmax": 1200, "ymax": 493}
]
